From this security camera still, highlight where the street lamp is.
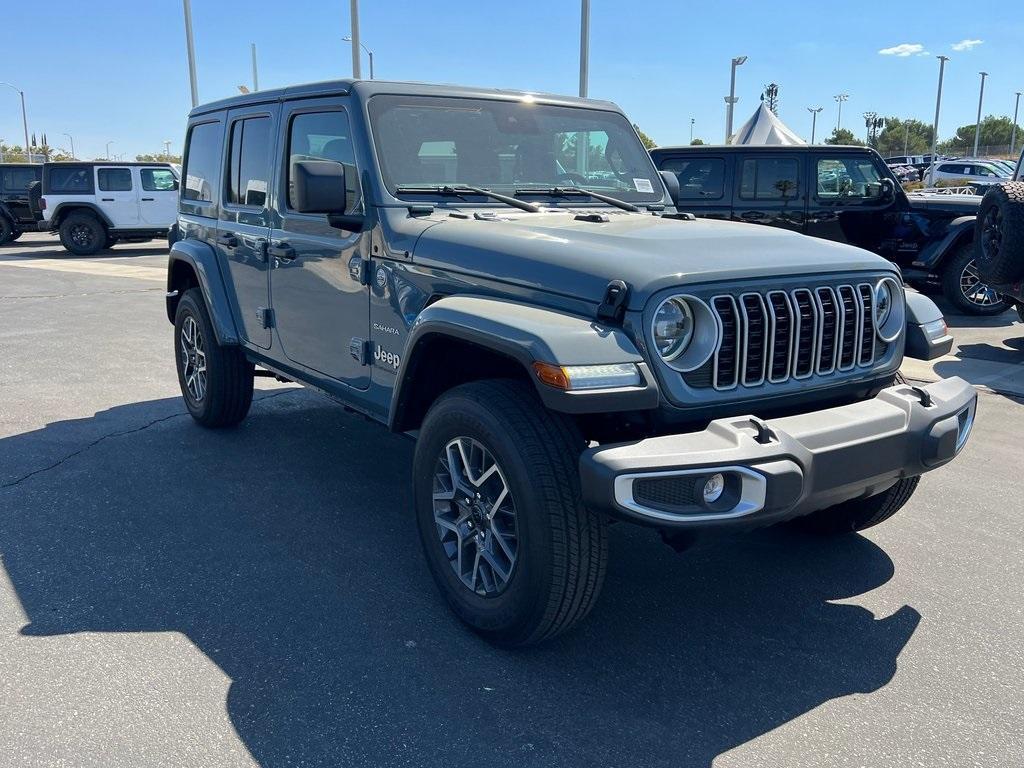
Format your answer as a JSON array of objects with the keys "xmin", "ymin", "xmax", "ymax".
[
  {"xmin": 1012, "ymin": 92, "xmax": 1022, "ymax": 157},
  {"xmin": 929, "ymin": 55, "xmax": 950, "ymax": 185},
  {"xmin": 342, "ymin": 35, "xmax": 374, "ymax": 79},
  {"xmin": 973, "ymin": 71, "xmax": 988, "ymax": 156},
  {"xmin": 106, "ymin": 141, "xmax": 115, "ymax": 160},
  {"xmin": 834, "ymin": 93, "xmax": 849, "ymax": 131},
  {"xmin": 250, "ymin": 43, "xmax": 259, "ymax": 91},
  {"xmin": 724, "ymin": 55, "xmax": 747, "ymax": 142},
  {"xmin": 807, "ymin": 106, "xmax": 823, "ymax": 144},
  {"xmin": 0, "ymin": 82, "xmax": 32, "ymax": 163},
  {"xmin": 164, "ymin": 140, "xmax": 172, "ymax": 160},
  {"xmin": 347, "ymin": 0, "xmax": 362, "ymax": 79},
  {"xmin": 578, "ymin": 0, "xmax": 589, "ymax": 98},
  {"xmin": 63, "ymin": 133, "xmax": 75, "ymax": 159},
  {"xmin": 181, "ymin": 0, "xmax": 199, "ymax": 108}
]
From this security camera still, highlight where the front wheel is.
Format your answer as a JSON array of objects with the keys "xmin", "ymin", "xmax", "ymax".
[
  {"xmin": 0, "ymin": 217, "xmax": 14, "ymax": 245},
  {"xmin": 413, "ymin": 379, "xmax": 608, "ymax": 647},
  {"xmin": 58, "ymin": 212, "xmax": 106, "ymax": 255},
  {"xmin": 941, "ymin": 244, "xmax": 1008, "ymax": 315}
]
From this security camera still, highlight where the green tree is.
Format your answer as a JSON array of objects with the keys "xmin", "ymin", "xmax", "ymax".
[
  {"xmin": 875, "ymin": 117, "xmax": 933, "ymax": 156},
  {"xmin": 690, "ymin": 138, "xmax": 705, "ymax": 146},
  {"xmin": 824, "ymin": 127, "xmax": 865, "ymax": 146},
  {"xmin": 937, "ymin": 115, "xmax": 1022, "ymax": 154},
  {"xmin": 632, "ymin": 123, "xmax": 656, "ymax": 149},
  {"xmin": 136, "ymin": 152, "xmax": 183, "ymax": 163}
]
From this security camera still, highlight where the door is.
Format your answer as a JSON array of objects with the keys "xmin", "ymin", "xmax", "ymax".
[
  {"xmin": 218, "ymin": 105, "xmax": 277, "ymax": 349},
  {"xmin": 732, "ymin": 154, "xmax": 805, "ymax": 232},
  {"xmin": 0, "ymin": 165, "xmax": 41, "ymax": 225},
  {"xmin": 804, "ymin": 153, "xmax": 894, "ymax": 252},
  {"xmin": 656, "ymin": 154, "xmax": 731, "ymax": 219},
  {"xmin": 138, "ymin": 167, "xmax": 179, "ymax": 226},
  {"xmin": 95, "ymin": 167, "xmax": 139, "ymax": 228},
  {"xmin": 268, "ymin": 100, "xmax": 369, "ymax": 388}
]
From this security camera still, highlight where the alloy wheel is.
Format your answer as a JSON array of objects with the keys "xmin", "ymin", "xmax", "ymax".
[
  {"xmin": 432, "ymin": 437, "xmax": 519, "ymax": 597},
  {"xmin": 959, "ymin": 258, "xmax": 1004, "ymax": 308},
  {"xmin": 180, "ymin": 315, "xmax": 207, "ymax": 402},
  {"xmin": 71, "ymin": 223, "xmax": 94, "ymax": 248}
]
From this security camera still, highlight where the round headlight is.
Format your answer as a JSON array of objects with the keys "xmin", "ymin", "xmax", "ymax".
[
  {"xmin": 874, "ymin": 280, "xmax": 894, "ymax": 326},
  {"xmin": 652, "ymin": 297, "xmax": 694, "ymax": 361}
]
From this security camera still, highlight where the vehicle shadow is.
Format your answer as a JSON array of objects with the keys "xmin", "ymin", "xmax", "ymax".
[
  {"xmin": 0, "ymin": 391, "xmax": 920, "ymax": 767},
  {"xmin": 0, "ymin": 245, "xmax": 166, "ymax": 261}
]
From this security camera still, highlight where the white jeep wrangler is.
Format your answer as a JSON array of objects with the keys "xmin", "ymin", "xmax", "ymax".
[{"xmin": 38, "ymin": 162, "xmax": 179, "ymax": 254}]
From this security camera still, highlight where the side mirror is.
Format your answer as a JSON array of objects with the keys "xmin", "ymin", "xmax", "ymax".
[
  {"xmin": 879, "ymin": 177, "xmax": 896, "ymax": 200},
  {"xmin": 659, "ymin": 170, "xmax": 680, "ymax": 206},
  {"xmin": 292, "ymin": 159, "xmax": 364, "ymax": 231}
]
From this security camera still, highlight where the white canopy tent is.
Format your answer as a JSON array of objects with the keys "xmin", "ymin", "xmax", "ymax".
[{"xmin": 729, "ymin": 103, "xmax": 806, "ymax": 145}]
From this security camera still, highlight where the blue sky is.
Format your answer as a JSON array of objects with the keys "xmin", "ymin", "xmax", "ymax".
[{"xmin": 2, "ymin": 1, "xmax": 1021, "ymax": 160}]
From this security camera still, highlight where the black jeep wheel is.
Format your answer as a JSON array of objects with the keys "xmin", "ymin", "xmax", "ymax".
[
  {"xmin": 941, "ymin": 243, "xmax": 1008, "ymax": 315},
  {"xmin": 174, "ymin": 288, "xmax": 254, "ymax": 428},
  {"xmin": 975, "ymin": 181, "xmax": 1024, "ymax": 284},
  {"xmin": 58, "ymin": 212, "xmax": 106, "ymax": 256},
  {"xmin": 104, "ymin": 235, "xmax": 117, "ymax": 250},
  {"xmin": 413, "ymin": 379, "xmax": 608, "ymax": 647},
  {"xmin": 0, "ymin": 216, "xmax": 14, "ymax": 245}
]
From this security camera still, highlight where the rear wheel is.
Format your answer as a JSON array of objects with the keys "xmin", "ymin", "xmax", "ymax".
[
  {"xmin": 0, "ymin": 216, "xmax": 13, "ymax": 245},
  {"xmin": 58, "ymin": 212, "xmax": 106, "ymax": 255},
  {"xmin": 975, "ymin": 181, "xmax": 1024, "ymax": 284},
  {"xmin": 413, "ymin": 379, "xmax": 608, "ymax": 646},
  {"xmin": 174, "ymin": 288, "xmax": 254, "ymax": 428},
  {"xmin": 941, "ymin": 243, "xmax": 1008, "ymax": 315}
]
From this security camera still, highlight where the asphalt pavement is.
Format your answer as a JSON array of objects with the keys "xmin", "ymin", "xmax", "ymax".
[{"xmin": 1, "ymin": 233, "xmax": 1022, "ymax": 767}]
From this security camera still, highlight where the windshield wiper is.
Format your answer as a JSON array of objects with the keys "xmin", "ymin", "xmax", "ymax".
[
  {"xmin": 514, "ymin": 186, "xmax": 641, "ymax": 212},
  {"xmin": 394, "ymin": 185, "xmax": 539, "ymax": 213}
]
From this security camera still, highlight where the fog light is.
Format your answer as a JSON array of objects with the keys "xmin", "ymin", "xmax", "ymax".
[{"xmin": 702, "ymin": 473, "xmax": 725, "ymax": 504}]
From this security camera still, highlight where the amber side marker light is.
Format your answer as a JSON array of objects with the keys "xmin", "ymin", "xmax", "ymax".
[{"xmin": 532, "ymin": 361, "xmax": 642, "ymax": 391}]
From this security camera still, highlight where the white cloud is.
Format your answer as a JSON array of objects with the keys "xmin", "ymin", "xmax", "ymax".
[
  {"xmin": 917, "ymin": 50, "xmax": 931, "ymax": 57},
  {"xmin": 879, "ymin": 43, "xmax": 925, "ymax": 57},
  {"xmin": 951, "ymin": 39, "xmax": 984, "ymax": 51}
]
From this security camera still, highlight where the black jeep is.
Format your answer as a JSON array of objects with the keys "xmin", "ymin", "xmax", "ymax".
[
  {"xmin": 650, "ymin": 144, "xmax": 1004, "ymax": 315},
  {"xmin": 0, "ymin": 163, "xmax": 42, "ymax": 245}
]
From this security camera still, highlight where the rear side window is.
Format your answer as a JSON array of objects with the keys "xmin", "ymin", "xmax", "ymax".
[
  {"xmin": 182, "ymin": 122, "xmax": 221, "ymax": 202},
  {"xmin": 1, "ymin": 167, "xmax": 39, "ymax": 191},
  {"xmin": 97, "ymin": 168, "xmax": 133, "ymax": 192},
  {"xmin": 739, "ymin": 158, "xmax": 799, "ymax": 200},
  {"xmin": 47, "ymin": 166, "xmax": 93, "ymax": 194},
  {"xmin": 659, "ymin": 157, "xmax": 725, "ymax": 200},
  {"xmin": 227, "ymin": 116, "xmax": 272, "ymax": 207},
  {"xmin": 141, "ymin": 168, "xmax": 178, "ymax": 191},
  {"xmin": 286, "ymin": 110, "xmax": 358, "ymax": 210}
]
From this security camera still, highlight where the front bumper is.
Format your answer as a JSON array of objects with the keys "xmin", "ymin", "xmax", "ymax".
[{"xmin": 580, "ymin": 377, "xmax": 977, "ymax": 530}]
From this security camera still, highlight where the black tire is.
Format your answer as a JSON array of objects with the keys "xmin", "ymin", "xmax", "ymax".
[
  {"xmin": 104, "ymin": 235, "xmax": 117, "ymax": 249},
  {"xmin": 414, "ymin": 379, "xmax": 609, "ymax": 647},
  {"xmin": 173, "ymin": 288, "xmax": 254, "ymax": 428},
  {"xmin": 8, "ymin": 230, "xmax": 23, "ymax": 242},
  {"xmin": 793, "ymin": 373, "xmax": 919, "ymax": 535},
  {"xmin": 26, "ymin": 181, "xmax": 42, "ymax": 218},
  {"xmin": 1017, "ymin": 303, "xmax": 1024, "ymax": 324},
  {"xmin": 58, "ymin": 212, "xmax": 106, "ymax": 256},
  {"xmin": 0, "ymin": 216, "xmax": 14, "ymax": 245},
  {"xmin": 941, "ymin": 243, "xmax": 1008, "ymax": 315},
  {"xmin": 975, "ymin": 181, "xmax": 1024, "ymax": 284}
]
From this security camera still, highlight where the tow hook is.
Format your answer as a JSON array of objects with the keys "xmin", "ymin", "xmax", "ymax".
[{"xmin": 748, "ymin": 417, "xmax": 776, "ymax": 445}]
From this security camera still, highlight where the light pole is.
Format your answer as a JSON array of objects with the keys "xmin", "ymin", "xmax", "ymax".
[
  {"xmin": 251, "ymin": 43, "xmax": 259, "ymax": 91},
  {"xmin": 724, "ymin": 55, "xmax": 747, "ymax": 142},
  {"xmin": 342, "ymin": 36, "xmax": 374, "ymax": 79},
  {"xmin": 689, "ymin": 118, "xmax": 695, "ymax": 144},
  {"xmin": 807, "ymin": 106, "xmax": 822, "ymax": 144},
  {"xmin": 1012, "ymin": 92, "xmax": 1022, "ymax": 157},
  {"xmin": 930, "ymin": 55, "xmax": 949, "ymax": 185},
  {"xmin": 904, "ymin": 122, "xmax": 911, "ymax": 155},
  {"xmin": 348, "ymin": 0, "xmax": 361, "ymax": 79},
  {"xmin": 579, "ymin": 0, "xmax": 590, "ymax": 98},
  {"xmin": 182, "ymin": 0, "xmax": 199, "ymax": 108},
  {"xmin": 106, "ymin": 141, "xmax": 114, "ymax": 161},
  {"xmin": 1, "ymin": 82, "xmax": 32, "ymax": 163},
  {"xmin": 63, "ymin": 132, "xmax": 75, "ymax": 159},
  {"xmin": 834, "ymin": 93, "xmax": 849, "ymax": 131},
  {"xmin": 973, "ymin": 71, "xmax": 988, "ymax": 156},
  {"xmin": 164, "ymin": 140, "xmax": 172, "ymax": 160}
]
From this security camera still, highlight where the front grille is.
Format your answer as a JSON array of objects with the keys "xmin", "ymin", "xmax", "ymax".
[{"xmin": 709, "ymin": 282, "xmax": 879, "ymax": 391}]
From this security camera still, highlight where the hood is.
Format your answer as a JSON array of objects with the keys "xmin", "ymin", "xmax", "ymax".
[
  {"xmin": 905, "ymin": 192, "xmax": 982, "ymax": 214},
  {"xmin": 408, "ymin": 209, "xmax": 897, "ymax": 310}
]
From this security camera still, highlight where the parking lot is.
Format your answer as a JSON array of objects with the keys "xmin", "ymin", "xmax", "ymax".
[{"xmin": 1, "ymin": 232, "xmax": 1022, "ymax": 767}]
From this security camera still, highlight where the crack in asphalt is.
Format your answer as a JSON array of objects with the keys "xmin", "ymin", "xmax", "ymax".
[{"xmin": 0, "ymin": 389, "xmax": 299, "ymax": 491}]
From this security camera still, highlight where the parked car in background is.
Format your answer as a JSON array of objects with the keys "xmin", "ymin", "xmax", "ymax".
[
  {"xmin": 926, "ymin": 159, "xmax": 1009, "ymax": 188},
  {"xmin": 165, "ymin": 79, "xmax": 973, "ymax": 645},
  {"xmin": 0, "ymin": 163, "xmax": 43, "ymax": 245},
  {"xmin": 650, "ymin": 144, "xmax": 1007, "ymax": 314},
  {"xmin": 884, "ymin": 155, "xmax": 932, "ymax": 181},
  {"xmin": 38, "ymin": 161, "xmax": 179, "ymax": 254}
]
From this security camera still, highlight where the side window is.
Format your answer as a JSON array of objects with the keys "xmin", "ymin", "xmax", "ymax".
[
  {"xmin": 48, "ymin": 166, "xmax": 93, "ymax": 194},
  {"xmin": 226, "ymin": 116, "xmax": 272, "ymax": 207},
  {"xmin": 286, "ymin": 110, "xmax": 358, "ymax": 211},
  {"xmin": 1, "ymin": 167, "xmax": 39, "ymax": 191},
  {"xmin": 182, "ymin": 121, "xmax": 221, "ymax": 202},
  {"xmin": 660, "ymin": 157, "xmax": 725, "ymax": 200},
  {"xmin": 97, "ymin": 168, "xmax": 133, "ymax": 192},
  {"xmin": 739, "ymin": 158, "xmax": 799, "ymax": 200},
  {"xmin": 815, "ymin": 157, "xmax": 884, "ymax": 200},
  {"xmin": 141, "ymin": 168, "xmax": 178, "ymax": 191}
]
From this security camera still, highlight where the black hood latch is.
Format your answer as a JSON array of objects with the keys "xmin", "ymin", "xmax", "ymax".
[{"xmin": 597, "ymin": 279, "xmax": 629, "ymax": 323}]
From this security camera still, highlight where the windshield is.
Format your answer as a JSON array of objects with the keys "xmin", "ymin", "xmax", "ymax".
[{"xmin": 368, "ymin": 95, "xmax": 664, "ymax": 203}]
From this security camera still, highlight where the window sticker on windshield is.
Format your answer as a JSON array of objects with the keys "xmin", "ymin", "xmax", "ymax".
[{"xmin": 633, "ymin": 178, "xmax": 654, "ymax": 193}]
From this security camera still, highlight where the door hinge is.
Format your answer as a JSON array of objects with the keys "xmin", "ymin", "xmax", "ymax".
[
  {"xmin": 256, "ymin": 307, "xmax": 275, "ymax": 329},
  {"xmin": 350, "ymin": 337, "xmax": 371, "ymax": 364},
  {"xmin": 349, "ymin": 255, "xmax": 371, "ymax": 285}
]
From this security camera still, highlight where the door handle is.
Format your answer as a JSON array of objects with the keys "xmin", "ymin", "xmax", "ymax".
[
  {"xmin": 101, "ymin": 198, "xmax": 114, "ymax": 202},
  {"xmin": 269, "ymin": 242, "xmax": 296, "ymax": 262},
  {"xmin": 217, "ymin": 233, "xmax": 239, "ymax": 248},
  {"xmin": 141, "ymin": 197, "xmax": 154, "ymax": 201}
]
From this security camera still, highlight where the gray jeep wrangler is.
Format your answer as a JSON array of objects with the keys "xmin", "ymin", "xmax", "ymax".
[{"xmin": 167, "ymin": 80, "xmax": 976, "ymax": 646}]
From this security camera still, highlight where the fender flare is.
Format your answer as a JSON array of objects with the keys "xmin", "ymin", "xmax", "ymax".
[
  {"xmin": 166, "ymin": 239, "xmax": 240, "ymax": 345},
  {"xmin": 48, "ymin": 202, "xmax": 115, "ymax": 230},
  {"xmin": 915, "ymin": 216, "xmax": 975, "ymax": 270},
  {"xmin": 904, "ymin": 291, "xmax": 953, "ymax": 360},
  {"xmin": 388, "ymin": 295, "xmax": 659, "ymax": 430}
]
